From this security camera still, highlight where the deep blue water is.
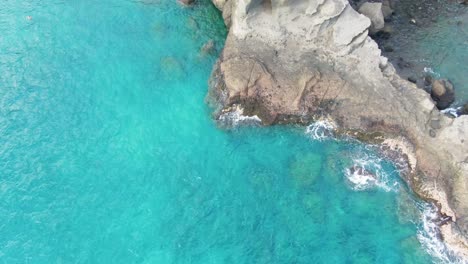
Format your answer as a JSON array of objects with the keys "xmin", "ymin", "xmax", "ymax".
[{"xmin": 0, "ymin": 0, "xmax": 450, "ymax": 263}]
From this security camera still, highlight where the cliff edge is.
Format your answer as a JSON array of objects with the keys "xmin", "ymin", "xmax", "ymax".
[{"xmin": 208, "ymin": 0, "xmax": 468, "ymax": 257}]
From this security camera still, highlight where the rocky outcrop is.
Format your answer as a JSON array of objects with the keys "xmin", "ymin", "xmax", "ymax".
[
  {"xmin": 358, "ymin": 2, "xmax": 385, "ymax": 34},
  {"xmin": 207, "ymin": 0, "xmax": 468, "ymax": 258}
]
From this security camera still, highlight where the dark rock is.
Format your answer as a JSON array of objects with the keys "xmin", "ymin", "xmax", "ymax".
[
  {"xmin": 457, "ymin": 103, "xmax": 468, "ymax": 116},
  {"xmin": 179, "ymin": 0, "xmax": 194, "ymax": 6},
  {"xmin": 408, "ymin": 76, "xmax": 417, "ymax": 83},
  {"xmin": 397, "ymin": 57, "xmax": 411, "ymax": 69},
  {"xmin": 374, "ymin": 31, "xmax": 391, "ymax": 40},
  {"xmin": 374, "ymin": 25, "xmax": 393, "ymax": 40},
  {"xmin": 431, "ymin": 79, "xmax": 455, "ymax": 110},
  {"xmin": 383, "ymin": 45, "xmax": 394, "ymax": 52},
  {"xmin": 437, "ymin": 215, "xmax": 453, "ymax": 226},
  {"xmin": 349, "ymin": 165, "xmax": 375, "ymax": 179},
  {"xmin": 424, "ymin": 75, "xmax": 433, "ymax": 86}
]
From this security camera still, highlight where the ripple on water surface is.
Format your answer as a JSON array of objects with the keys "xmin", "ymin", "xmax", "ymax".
[{"xmin": 0, "ymin": 0, "xmax": 458, "ymax": 263}]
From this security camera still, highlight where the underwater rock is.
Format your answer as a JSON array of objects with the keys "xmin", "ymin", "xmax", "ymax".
[
  {"xmin": 200, "ymin": 39, "xmax": 216, "ymax": 55},
  {"xmin": 178, "ymin": 0, "xmax": 194, "ymax": 6},
  {"xmin": 160, "ymin": 56, "xmax": 185, "ymax": 80},
  {"xmin": 431, "ymin": 79, "xmax": 455, "ymax": 110},
  {"xmin": 290, "ymin": 153, "xmax": 323, "ymax": 188}
]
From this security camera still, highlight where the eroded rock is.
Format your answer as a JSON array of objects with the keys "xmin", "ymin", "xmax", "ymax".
[{"xmin": 358, "ymin": 2, "xmax": 385, "ymax": 33}]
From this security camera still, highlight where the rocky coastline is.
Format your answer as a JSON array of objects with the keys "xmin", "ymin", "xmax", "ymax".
[{"xmin": 203, "ymin": 0, "xmax": 468, "ymax": 259}]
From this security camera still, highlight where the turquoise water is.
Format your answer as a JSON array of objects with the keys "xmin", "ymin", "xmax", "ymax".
[{"xmin": 0, "ymin": 0, "xmax": 443, "ymax": 263}]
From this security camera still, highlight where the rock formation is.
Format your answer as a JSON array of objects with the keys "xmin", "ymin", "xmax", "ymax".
[
  {"xmin": 358, "ymin": 2, "xmax": 385, "ymax": 34},
  {"xmin": 207, "ymin": 0, "xmax": 468, "ymax": 258}
]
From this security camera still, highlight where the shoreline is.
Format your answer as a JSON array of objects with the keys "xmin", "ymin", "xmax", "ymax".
[{"xmin": 205, "ymin": 0, "xmax": 468, "ymax": 260}]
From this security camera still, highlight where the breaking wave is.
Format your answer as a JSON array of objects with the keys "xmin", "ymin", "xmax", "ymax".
[
  {"xmin": 424, "ymin": 67, "xmax": 440, "ymax": 78},
  {"xmin": 217, "ymin": 106, "xmax": 261, "ymax": 127},
  {"xmin": 418, "ymin": 205, "xmax": 468, "ymax": 264},
  {"xmin": 305, "ymin": 120, "xmax": 335, "ymax": 141},
  {"xmin": 344, "ymin": 153, "xmax": 399, "ymax": 192},
  {"xmin": 441, "ymin": 107, "xmax": 460, "ymax": 118}
]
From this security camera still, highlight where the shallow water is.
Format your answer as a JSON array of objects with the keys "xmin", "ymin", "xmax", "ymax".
[{"xmin": 0, "ymin": 0, "xmax": 456, "ymax": 263}]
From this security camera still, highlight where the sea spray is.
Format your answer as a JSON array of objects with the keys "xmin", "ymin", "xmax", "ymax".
[
  {"xmin": 217, "ymin": 105, "xmax": 261, "ymax": 127},
  {"xmin": 441, "ymin": 107, "xmax": 461, "ymax": 118},
  {"xmin": 418, "ymin": 205, "xmax": 468, "ymax": 264},
  {"xmin": 305, "ymin": 120, "xmax": 335, "ymax": 141},
  {"xmin": 305, "ymin": 122, "xmax": 399, "ymax": 192},
  {"xmin": 344, "ymin": 153, "xmax": 400, "ymax": 192}
]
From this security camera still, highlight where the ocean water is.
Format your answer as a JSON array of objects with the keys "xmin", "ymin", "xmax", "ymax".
[
  {"xmin": 417, "ymin": 11, "xmax": 468, "ymax": 104},
  {"xmin": 0, "ymin": 0, "xmax": 457, "ymax": 263},
  {"xmin": 378, "ymin": 0, "xmax": 468, "ymax": 105}
]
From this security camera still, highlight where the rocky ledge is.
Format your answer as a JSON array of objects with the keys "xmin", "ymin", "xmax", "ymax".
[{"xmin": 207, "ymin": 0, "xmax": 468, "ymax": 258}]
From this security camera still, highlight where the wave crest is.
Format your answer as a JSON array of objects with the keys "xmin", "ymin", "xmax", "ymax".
[
  {"xmin": 305, "ymin": 120, "xmax": 335, "ymax": 141},
  {"xmin": 218, "ymin": 105, "xmax": 261, "ymax": 127},
  {"xmin": 418, "ymin": 205, "xmax": 467, "ymax": 264},
  {"xmin": 344, "ymin": 154, "xmax": 399, "ymax": 192}
]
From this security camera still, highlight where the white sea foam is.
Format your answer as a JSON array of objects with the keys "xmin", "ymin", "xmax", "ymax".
[
  {"xmin": 441, "ymin": 107, "xmax": 460, "ymax": 118},
  {"xmin": 424, "ymin": 67, "xmax": 440, "ymax": 78},
  {"xmin": 305, "ymin": 120, "xmax": 335, "ymax": 141},
  {"xmin": 344, "ymin": 154, "xmax": 399, "ymax": 192},
  {"xmin": 417, "ymin": 205, "xmax": 468, "ymax": 264},
  {"xmin": 218, "ymin": 106, "xmax": 261, "ymax": 127}
]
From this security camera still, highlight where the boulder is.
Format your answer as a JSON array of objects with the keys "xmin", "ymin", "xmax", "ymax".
[
  {"xmin": 160, "ymin": 56, "xmax": 185, "ymax": 80},
  {"xmin": 382, "ymin": 0, "xmax": 394, "ymax": 19},
  {"xmin": 358, "ymin": 2, "xmax": 385, "ymax": 34},
  {"xmin": 431, "ymin": 79, "xmax": 455, "ymax": 109}
]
